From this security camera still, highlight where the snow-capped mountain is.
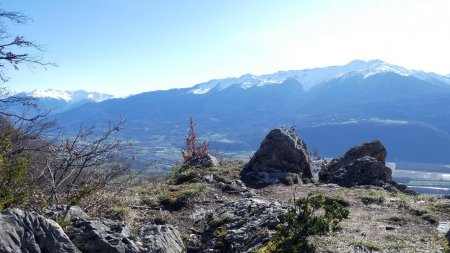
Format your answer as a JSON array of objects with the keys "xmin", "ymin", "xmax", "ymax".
[
  {"xmin": 53, "ymin": 59, "xmax": 450, "ymax": 164},
  {"xmin": 12, "ymin": 89, "xmax": 115, "ymax": 114},
  {"xmin": 189, "ymin": 59, "xmax": 450, "ymax": 94},
  {"xmin": 26, "ymin": 89, "xmax": 114, "ymax": 103}
]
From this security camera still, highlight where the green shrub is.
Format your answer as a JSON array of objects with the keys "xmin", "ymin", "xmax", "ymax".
[
  {"xmin": 174, "ymin": 169, "xmax": 200, "ymax": 184},
  {"xmin": 112, "ymin": 206, "xmax": 131, "ymax": 221},
  {"xmin": 259, "ymin": 194, "xmax": 349, "ymax": 253},
  {"xmin": 386, "ymin": 216, "xmax": 408, "ymax": 226},
  {"xmin": 0, "ymin": 133, "xmax": 31, "ymax": 210}
]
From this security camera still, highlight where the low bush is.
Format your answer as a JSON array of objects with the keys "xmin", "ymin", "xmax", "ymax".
[
  {"xmin": 0, "ymin": 131, "xmax": 31, "ymax": 210},
  {"xmin": 259, "ymin": 194, "xmax": 349, "ymax": 253}
]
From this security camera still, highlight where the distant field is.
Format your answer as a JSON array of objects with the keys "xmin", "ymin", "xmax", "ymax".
[
  {"xmin": 391, "ymin": 163, "xmax": 450, "ymax": 195},
  {"xmin": 408, "ymin": 180, "xmax": 450, "ymax": 186},
  {"xmin": 396, "ymin": 161, "xmax": 450, "ymax": 173}
]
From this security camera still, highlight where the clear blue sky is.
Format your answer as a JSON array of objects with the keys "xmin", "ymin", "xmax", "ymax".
[{"xmin": 2, "ymin": 1, "xmax": 450, "ymax": 96}]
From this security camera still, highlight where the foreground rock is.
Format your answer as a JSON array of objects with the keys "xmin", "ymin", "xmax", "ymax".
[
  {"xmin": 202, "ymin": 198, "xmax": 288, "ymax": 252},
  {"xmin": 240, "ymin": 128, "xmax": 313, "ymax": 187},
  {"xmin": 0, "ymin": 209, "xmax": 80, "ymax": 253},
  {"xmin": 68, "ymin": 219, "xmax": 143, "ymax": 253},
  {"xmin": 68, "ymin": 218, "xmax": 185, "ymax": 253},
  {"xmin": 319, "ymin": 140, "xmax": 392, "ymax": 187}
]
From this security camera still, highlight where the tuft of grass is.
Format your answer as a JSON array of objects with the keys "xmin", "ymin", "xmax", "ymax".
[
  {"xmin": 421, "ymin": 213, "xmax": 438, "ymax": 224},
  {"xmin": 387, "ymin": 241, "xmax": 407, "ymax": 250},
  {"xmin": 112, "ymin": 206, "xmax": 131, "ymax": 221},
  {"xmin": 438, "ymin": 236, "xmax": 450, "ymax": 253},
  {"xmin": 385, "ymin": 216, "xmax": 408, "ymax": 226},
  {"xmin": 173, "ymin": 169, "xmax": 200, "ymax": 185},
  {"xmin": 158, "ymin": 183, "xmax": 207, "ymax": 211},
  {"xmin": 355, "ymin": 188, "xmax": 387, "ymax": 206},
  {"xmin": 141, "ymin": 196, "xmax": 159, "ymax": 208},
  {"xmin": 398, "ymin": 195, "xmax": 410, "ymax": 208},
  {"xmin": 350, "ymin": 239, "xmax": 382, "ymax": 252},
  {"xmin": 360, "ymin": 196, "xmax": 384, "ymax": 205}
]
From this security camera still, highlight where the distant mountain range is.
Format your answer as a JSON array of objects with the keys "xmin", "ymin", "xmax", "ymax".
[
  {"xmin": 27, "ymin": 59, "xmax": 450, "ymax": 164},
  {"xmin": 14, "ymin": 89, "xmax": 114, "ymax": 114}
]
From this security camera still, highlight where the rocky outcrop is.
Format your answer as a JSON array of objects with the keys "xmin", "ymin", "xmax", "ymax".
[
  {"xmin": 319, "ymin": 140, "xmax": 392, "ymax": 187},
  {"xmin": 202, "ymin": 198, "xmax": 288, "ymax": 252},
  {"xmin": 240, "ymin": 128, "xmax": 313, "ymax": 188},
  {"xmin": 0, "ymin": 209, "xmax": 80, "ymax": 253},
  {"xmin": 188, "ymin": 154, "xmax": 219, "ymax": 168},
  {"xmin": 138, "ymin": 225, "xmax": 185, "ymax": 253}
]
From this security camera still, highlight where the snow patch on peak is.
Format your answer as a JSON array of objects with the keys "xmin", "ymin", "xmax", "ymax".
[
  {"xmin": 27, "ymin": 89, "xmax": 114, "ymax": 103},
  {"xmin": 187, "ymin": 59, "xmax": 450, "ymax": 94},
  {"xmin": 30, "ymin": 89, "xmax": 72, "ymax": 101},
  {"xmin": 361, "ymin": 61, "xmax": 411, "ymax": 78}
]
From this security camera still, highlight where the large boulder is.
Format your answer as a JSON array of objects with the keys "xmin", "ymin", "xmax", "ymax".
[
  {"xmin": 202, "ymin": 198, "xmax": 288, "ymax": 252},
  {"xmin": 319, "ymin": 140, "xmax": 392, "ymax": 187},
  {"xmin": 0, "ymin": 209, "xmax": 80, "ymax": 253},
  {"xmin": 240, "ymin": 128, "xmax": 313, "ymax": 187},
  {"xmin": 341, "ymin": 140, "xmax": 387, "ymax": 165},
  {"xmin": 319, "ymin": 156, "xmax": 392, "ymax": 187}
]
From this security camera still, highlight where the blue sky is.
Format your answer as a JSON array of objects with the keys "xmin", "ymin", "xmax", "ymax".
[{"xmin": 2, "ymin": 0, "xmax": 450, "ymax": 96}]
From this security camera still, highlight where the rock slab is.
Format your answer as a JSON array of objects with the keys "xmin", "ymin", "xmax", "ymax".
[
  {"xmin": 240, "ymin": 128, "xmax": 313, "ymax": 187},
  {"xmin": 0, "ymin": 209, "xmax": 80, "ymax": 253},
  {"xmin": 202, "ymin": 198, "xmax": 288, "ymax": 252}
]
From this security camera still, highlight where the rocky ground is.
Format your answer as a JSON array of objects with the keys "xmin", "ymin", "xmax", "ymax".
[
  {"xmin": 116, "ymin": 161, "xmax": 450, "ymax": 253},
  {"xmin": 1, "ymin": 159, "xmax": 449, "ymax": 252}
]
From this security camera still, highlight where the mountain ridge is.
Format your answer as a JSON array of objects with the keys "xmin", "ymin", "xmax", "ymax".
[
  {"xmin": 188, "ymin": 59, "xmax": 450, "ymax": 95},
  {"xmin": 51, "ymin": 61, "xmax": 450, "ymax": 164}
]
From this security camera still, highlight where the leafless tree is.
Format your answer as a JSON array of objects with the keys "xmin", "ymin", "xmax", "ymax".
[
  {"xmin": 0, "ymin": 8, "xmax": 134, "ymax": 210},
  {"xmin": 0, "ymin": 9, "xmax": 54, "ymax": 82},
  {"xmin": 34, "ymin": 118, "xmax": 132, "ymax": 204},
  {"xmin": 0, "ymin": 8, "xmax": 55, "ymax": 124}
]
